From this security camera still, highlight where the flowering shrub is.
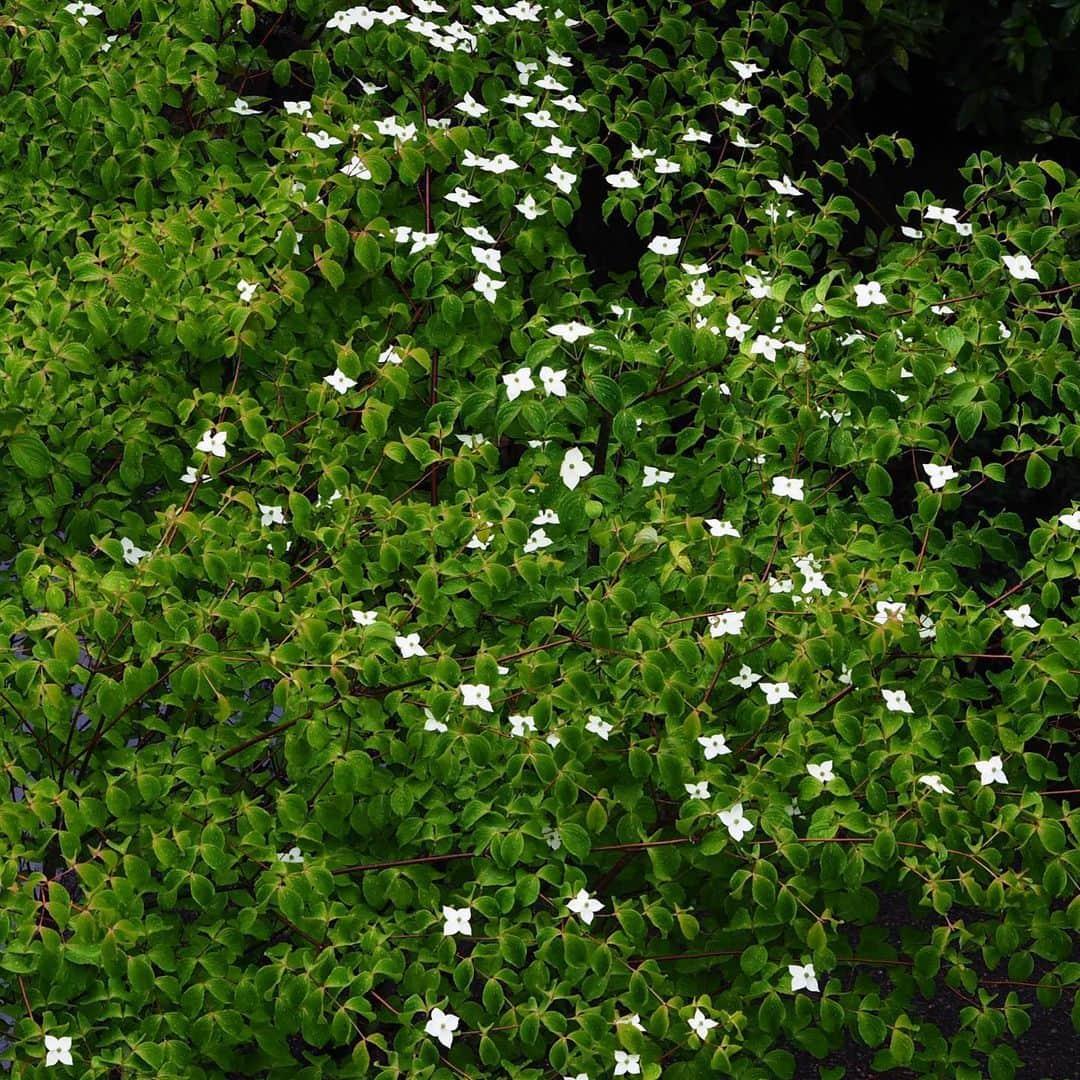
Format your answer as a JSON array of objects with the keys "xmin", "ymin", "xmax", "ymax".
[{"xmin": 1, "ymin": 1, "xmax": 1078, "ymax": 1078}]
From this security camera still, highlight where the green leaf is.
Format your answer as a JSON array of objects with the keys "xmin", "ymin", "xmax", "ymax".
[
  {"xmin": 1025, "ymin": 454, "xmax": 1051, "ymax": 489},
  {"xmin": 9, "ymin": 434, "xmax": 51, "ymax": 479}
]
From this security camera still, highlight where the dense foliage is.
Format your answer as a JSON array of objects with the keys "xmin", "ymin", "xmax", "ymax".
[{"xmin": 1, "ymin": 1, "xmax": 1078, "ymax": 1078}]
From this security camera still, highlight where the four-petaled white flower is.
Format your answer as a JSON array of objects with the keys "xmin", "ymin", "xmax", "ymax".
[
  {"xmin": 606, "ymin": 171, "xmax": 640, "ymax": 189},
  {"xmin": 807, "ymin": 760, "xmax": 835, "ymax": 783},
  {"xmin": 549, "ymin": 321, "xmax": 593, "ymax": 343},
  {"xmin": 277, "ymin": 846, "xmax": 304, "ymax": 864},
  {"xmin": 283, "ymin": 100, "xmax": 312, "ymax": 117},
  {"xmin": 874, "ymin": 601, "xmax": 907, "ymax": 624},
  {"xmin": 655, "ymin": 157, "xmax": 680, "ymax": 174},
  {"xmin": 44, "ymin": 1035, "xmax": 74, "ymax": 1068},
  {"xmin": 461, "ymin": 683, "xmax": 493, "ymax": 712},
  {"xmin": 923, "ymin": 463, "xmax": 958, "ymax": 489},
  {"xmin": 731, "ymin": 60, "xmax": 764, "ymax": 78},
  {"xmin": 325, "ymin": 368, "xmax": 358, "ymax": 394},
  {"xmin": 707, "ymin": 610, "xmax": 745, "ymax": 638},
  {"xmin": 920, "ymin": 774, "xmax": 952, "ymax": 794},
  {"xmin": 474, "ymin": 271, "xmax": 505, "ymax": 302},
  {"xmin": 643, "ymin": 466, "xmax": 675, "ymax": 488},
  {"xmin": 720, "ymin": 97, "xmax": 754, "ymax": 116},
  {"xmin": 1004, "ymin": 604, "xmax": 1038, "ymax": 629},
  {"xmin": 523, "ymin": 528, "xmax": 553, "ymax": 554},
  {"xmin": 648, "ymin": 235, "xmax": 681, "ymax": 256},
  {"xmin": 120, "ymin": 537, "xmax": 149, "ymax": 566},
  {"xmin": 424, "ymin": 1007, "xmax": 460, "ymax": 1049},
  {"xmin": 1060, "ymin": 510, "xmax": 1080, "ymax": 530},
  {"xmin": 567, "ymin": 888, "xmax": 604, "ymax": 925},
  {"xmin": 236, "ymin": 279, "xmax": 258, "ymax": 303},
  {"xmin": 685, "ymin": 781, "xmax": 710, "ymax": 799},
  {"xmin": 683, "ymin": 127, "xmax": 712, "ymax": 143},
  {"xmin": 689, "ymin": 1007, "xmax": 719, "ymax": 1041},
  {"xmin": 442, "ymin": 905, "xmax": 471, "ymax": 936},
  {"xmin": 539, "ymin": 366, "xmax": 567, "ymax": 397},
  {"xmin": 1003, "ymin": 253, "xmax": 1039, "ymax": 281},
  {"xmin": 706, "ymin": 519, "xmax": 740, "ymax": 538},
  {"xmin": 767, "ymin": 174, "xmax": 804, "ymax": 197},
  {"xmin": 508, "ymin": 714, "xmax": 536, "ymax": 737},
  {"xmin": 729, "ymin": 664, "xmax": 762, "ymax": 689},
  {"xmin": 456, "ymin": 92, "xmax": 488, "ymax": 118},
  {"xmin": 854, "ymin": 281, "xmax": 886, "ymax": 307},
  {"xmin": 424, "ymin": 708, "xmax": 448, "ymax": 733},
  {"xmin": 503, "ymin": 367, "xmax": 536, "ymax": 401},
  {"xmin": 750, "ymin": 334, "xmax": 783, "ymax": 362},
  {"xmin": 974, "ymin": 755, "xmax": 1007, "ymax": 786},
  {"xmin": 771, "ymin": 476, "xmax": 804, "ymax": 500},
  {"xmin": 196, "ymin": 428, "xmax": 228, "ymax": 458},
  {"xmin": 351, "ymin": 610, "xmax": 377, "ymax": 626},
  {"xmin": 617, "ymin": 1013, "xmax": 645, "ymax": 1033},
  {"xmin": 882, "ymin": 688, "xmax": 913, "ymax": 714},
  {"xmin": 613, "ymin": 1050, "xmax": 641, "ymax": 1076},
  {"xmin": 789, "ymin": 962, "xmax": 819, "ymax": 992},
  {"xmin": 227, "ymin": 97, "xmax": 261, "ymax": 116},
  {"xmin": 516, "ymin": 192, "xmax": 546, "ymax": 219},
  {"xmin": 586, "ymin": 714, "xmax": 612, "ymax": 740},
  {"xmin": 305, "ymin": 129, "xmax": 343, "ymax": 148},
  {"xmin": 698, "ymin": 733, "xmax": 731, "ymax": 759},
  {"xmin": 543, "ymin": 825, "xmax": 562, "ymax": 850},
  {"xmin": 258, "ymin": 503, "xmax": 285, "ymax": 527},
  {"xmin": 726, "ymin": 312, "xmax": 752, "ymax": 342},
  {"xmin": 560, "ymin": 447, "xmax": 593, "ymax": 490},
  {"xmin": 471, "ymin": 245, "xmax": 502, "ymax": 273},
  {"xmin": 338, "ymin": 154, "xmax": 369, "ymax": 178},
  {"xmin": 759, "ymin": 681, "xmax": 796, "ymax": 705},
  {"xmin": 545, "ymin": 165, "xmax": 577, "ymax": 193},
  {"xmin": 717, "ymin": 802, "xmax": 753, "ymax": 841},
  {"xmin": 446, "ymin": 186, "xmax": 481, "ymax": 207},
  {"xmin": 394, "ymin": 634, "xmax": 427, "ymax": 661}
]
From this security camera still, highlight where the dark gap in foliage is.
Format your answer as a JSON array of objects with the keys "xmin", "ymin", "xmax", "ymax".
[{"xmin": 567, "ymin": 163, "xmax": 649, "ymax": 293}]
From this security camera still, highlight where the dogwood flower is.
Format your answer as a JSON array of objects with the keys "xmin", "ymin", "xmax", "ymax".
[
  {"xmin": 539, "ymin": 366, "xmax": 567, "ymax": 397},
  {"xmin": 560, "ymin": 447, "xmax": 593, "ymax": 490},
  {"xmin": 617, "ymin": 1014, "xmax": 646, "ymax": 1033},
  {"xmin": 44, "ymin": 1035, "xmax": 74, "ymax": 1067},
  {"xmin": 707, "ymin": 611, "xmax": 745, "ymax": 637},
  {"xmin": 277, "ymin": 846, "xmax": 304, "ymax": 863},
  {"xmin": 854, "ymin": 281, "xmax": 886, "ymax": 307},
  {"xmin": 567, "ymin": 888, "xmax": 603, "ymax": 925},
  {"xmin": 732, "ymin": 132, "xmax": 761, "ymax": 148},
  {"xmin": 586, "ymin": 714, "xmax": 612, "ymax": 740},
  {"xmin": 1004, "ymin": 604, "xmax": 1039, "ymax": 629},
  {"xmin": 683, "ymin": 126, "xmax": 712, "ymax": 143},
  {"xmin": 768, "ymin": 174, "xmax": 804, "ymax": 197},
  {"xmin": 750, "ymin": 334, "xmax": 783, "ymax": 362},
  {"xmin": 120, "ymin": 537, "xmax": 148, "ymax": 566},
  {"xmin": 689, "ymin": 1007, "xmax": 719, "ymax": 1041},
  {"xmin": 725, "ymin": 313, "xmax": 752, "ymax": 342},
  {"xmin": 549, "ymin": 321, "xmax": 593, "ymax": 342},
  {"xmin": 503, "ymin": 367, "xmax": 535, "ymax": 401},
  {"xmin": 685, "ymin": 781, "xmax": 710, "ymax": 799},
  {"xmin": 524, "ymin": 107, "xmax": 559, "ymax": 128},
  {"xmin": 339, "ymin": 153, "xmax": 373, "ymax": 179},
  {"xmin": 687, "ymin": 279, "xmax": 715, "ymax": 307},
  {"xmin": 698, "ymin": 733, "xmax": 731, "ymax": 758},
  {"xmin": 543, "ymin": 135, "xmax": 577, "ymax": 158},
  {"xmin": 874, "ymin": 601, "xmax": 907, "ymax": 624},
  {"xmin": 974, "ymin": 755, "xmax": 1007, "ymax": 785},
  {"xmin": 283, "ymin": 100, "xmax": 312, "ymax": 116},
  {"xmin": 720, "ymin": 97, "xmax": 754, "ymax": 116},
  {"xmin": 395, "ymin": 633, "xmax": 427, "ymax": 659},
  {"xmin": 729, "ymin": 664, "xmax": 762, "ymax": 689},
  {"xmin": 425, "ymin": 1007, "xmax": 460, "ymax": 1048},
  {"xmin": 717, "ymin": 802, "xmax": 753, "ymax": 841},
  {"xmin": 457, "ymin": 92, "xmax": 488, "ymax": 118},
  {"xmin": 760, "ymin": 681, "xmax": 796, "ymax": 705},
  {"xmin": 351, "ymin": 610, "xmax": 377, "ymax": 626},
  {"xmin": 920, "ymin": 774, "xmax": 952, "ymax": 794},
  {"xmin": 227, "ymin": 97, "xmax": 261, "ymax": 115},
  {"xmin": 543, "ymin": 825, "xmax": 562, "ymax": 850},
  {"xmin": 789, "ymin": 962, "xmax": 819, "ymax": 992},
  {"xmin": 1060, "ymin": 510, "xmax": 1080, "ymax": 530},
  {"xmin": 196, "ymin": 428, "xmax": 228, "ymax": 457},
  {"xmin": 523, "ymin": 528, "xmax": 553, "ymax": 554},
  {"xmin": 655, "ymin": 157, "xmax": 681, "ymax": 174},
  {"xmin": 648, "ymin": 235, "xmax": 681, "ymax": 256},
  {"xmin": 643, "ymin": 466, "xmax": 675, "ymax": 488},
  {"xmin": 305, "ymin": 129, "xmax": 343, "ymax": 148},
  {"xmin": 423, "ymin": 708, "xmax": 448, "ymax": 733},
  {"xmin": 923, "ymin": 463, "xmax": 958, "ymax": 489},
  {"xmin": 731, "ymin": 59, "xmax": 764, "ymax": 78},
  {"xmin": 533, "ymin": 508, "xmax": 560, "ymax": 525},
  {"xmin": 706, "ymin": 519, "xmax": 740, "ymax": 538},
  {"xmin": 236, "ymin": 279, "xmax": 258, "ymax": 302},
  {"xmin": 471, "ymin": 245, "xmax": 502, "ymax": 273},
  {"xmin": 613, "ymin": 1051, "xmax": 641, "ymax": 1076},
  {"xmin": 901, "ymin": 225, "xmax": 924, "ymax": 239},
  {"xmin": 508, "ymin": 714, "xmax": 536, "ymax": 737},
  {"xmin": 446, "ymin": 186, "xmax": 481, "ymax": 207},
  {"xmin": 515, "ymin": 192, "xmax": 546, "ymax": 219},
  {"xmin": 918, "ymin": 614, "xmax": 937, "ymax": 639},
  {"xmin": 606, "ymin": 170, "xmax": 640, "ymax": 189},
  {"xmin": 324, "ymin": 368, "xmax": 357, "ymax": 394},
  {"xmin": 378, "ymin": 346, "xmax": 403, "ymax": 366},
  {"xmin": 180, "ymin": 466, "xmax": 205, "ymax": 484},
  {"xmin": 1003, "ymin": 253, "xmax": 1039, "ymax": 281},
  {"xmin": 473, "ymin": 271, "xmax": 505, "ymax": 302},
  {"xmin": 442, "ymin": 905, "xmax": 471, "ymax": 935},
  {"xmin": 882, "ymin": 688, "xmax": 913, "ymax": 713},
  {"xmin": 807, "ymin": 760, "xmax": 835, "ymax": 783},
  {"xmin": 771, "ymin": 476, "xmax": 804, "ymax": 500},
  {"xmin": 545, "ymin": 164, "xmax": 576, "ymax": 193},
  {"xmin": 258, "ymin": 503, "xmax": 285, "ymax": 527}
]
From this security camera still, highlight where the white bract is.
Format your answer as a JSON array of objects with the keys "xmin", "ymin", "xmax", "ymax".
[
  {"xmin": 706, "ymin": 519, "xmax": 740, "ymax": 538},
  {"xmin": 759, "ymin": 681, "xmax": 796, "ymax": 705},
  {"xmin": 44, "ymin": 1035, "xmax": 74, "ymax": 1068},
  {"xmin": 731, "ymin": 59, "xmax": 764, "ymax": 78},
  {"xmin": 717, "ymin": 802, "xmax": 753, "ymax": 841},
  {"xmin": 684, "ymin": 781, "xmax": 710, "ymax": 799},
  {"xmin": 854, "ymin": 280, "xmax": 886, "ymax": 307},
  {"xmin": 424, "ymin": 709, "xmax": 448, "ymax": 733},
  {"xmin": 648, "ymin": 235, "xmax": 681, "ymax": 256},
  {"xmin": 277, "ymin": 846, "xmax": 304, "ymax": 864},
  {"xmin": 767, "ymin": 174, "xmax": 804, "ymax": 196},
  {"xmin": 789, "ymin": 962, "xmax": 819, "ymax": 992},
  {"xmin": 523, "ymin": 528, "xmax": 553, "ymax": 554},
  {"xmin": 920, "ymin": 774, "xmax": 952, "ymax": 794},
  {"xmin": 1003, "ymin": 253, "xmax": 1039, "ymax": 281},
  {"xmin": 283, "ymin": 100, "xmax": 312, "ymax": 116},
  {"xmin": 196, "ymin": 428, "xmax": 228, "ymax": 458},
  {"xmin": 771, "ymin": 476, "xmax": 804, "ymax": 500},
  {"xmin": 474, "ymin": 271, "xmax": 505, "ymax": 302},
  {"xmin": 516, "ymin": 192, "xmax": 546, "ymax": 219},
  {"xmin": 697, "ymin": 733, "xmax": 731, "ymax": 759},
  {"xmin": 227, "ymin": 97, "xmax": 261, "ymax": 115},
  {"xmin": 351, "ymin": 610, "xmax": 377, "ymax": 626},
  {"xmin": 503, "ymin": 367, "xmax": 535, "ymax": 401},
  {"xmin": 975, "ymin": 755, "xmax": 1007, "ymax": 785},
  {"xmin": 460, "ymin": 683, "xmax": 493, "ymax": 712},
  {"xmin": 613, "ymin": 1051, "xmax": 641, "ymax": 1077},
  {"xmin": 508, "ymin": 714, "xmax": 536, "ymax": 737},
  {"xmin": 560, "ymin": 447, "xmax": 593, "ymax": 490},
  {"xmin": 395, "ymin": 633, "xmax": 427, "ymax": 659},
  {"xmin": 643, "ymin": 466, "xmax": 674, "ymax": 488},
  {"xmin": 120, "ymin": 537, "xmax": 149, "ymax": 566},
  {"xmin": 258, "ymin": 503, "xmax": 285, "ymax": 527},
  {"xmin": 707, "ymin": 611, "xmax": 745, "ymax": 638},
  {"xmin": 807, "ymin": 760, "xmax": 835, "ymax": 783},
  {"xmin": 325, "ymin": 368, "xmax": 358, "ymax": 394},
  {"xmin": 1003, "ymin": 604, "xmax": 1038, "ymax": 629},
  {"xmin": 729, "ymin": 664, "xmax": 761, "ymax": 689},
  {"xmin": 442, "ymin": 905, "xmax": 471, "ymax": 935},
  {"xmin": 539, "ymin": 366, "xmax": 567, "ymax": 397},
  {"xmin": 882, "ymin": 688, "xmax": 913, "ymax": 714},
  {"xmin": 606, "ymin": 170, "xmax": 640, "ymax": 189},
  {"xmin": 549, "ymin": 321, "xmax": 593, "ymax": 342},
  {"xmin": 236, "ymin": 279, "xmax": 258, "ymax": 302},
  {"xmin": 924, "ymin": 463, "xmax": 958, "ymax": 489},
  {"xmin": 1059, "ymin": 511, "xmax": 1080, "ymax": 530},
  {"xmin": 424, "ymin": 1007, "xmax": 460, "ymax": 1049},
  {"xmin": 874, "ymin": 601, "xmax": 907, "ymax": 624},
  {"xmin": 689, "ymin": 1007, "xmax": 719, "ymax": 1040},
  {"xmin": 567, "ymin": 888, "xmax": 603, "ymax": 925}
]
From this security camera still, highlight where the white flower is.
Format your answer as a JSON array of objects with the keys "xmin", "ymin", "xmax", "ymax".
[
  {"xmin": 1003, "ymin": 253, "xmax": 1039, "ymax": 281},
  {"xmin": 524, "ymin": 107, "xmax": 559, "ymax": 128},
  {"xmin": 567, "ymin": 888, "xmax": 604, "ymax": 925},
  {"xmin": 357, "ymin": 80, "xmax": 386, "ymax": 94},
  {"xmin": 787, "ymin": 800, "xmax": 804, "ymax": 817},
  {"xmin": 698, "ymin": 733, "xmax": 731, "ymax": 759},
  {"xmin": 373, "ymin": 117, "xmax": 416, "ymax": 142},
  {"xmin": 196, "ymin": 428, "xmax": 228, "ymax": 458},
  {"xmin": 534, "ymin": 73, "xmax": 568, "ymax": 91},
  {"xmin": 277, "ymin": 846, "xmax": 304, "ymax": 864},
  {"xmin": 120, "ymin": 537, "xmax": 149, "ymax": 566},
  {"xmin": 767, "ymin": 174, "xmax": 804, "ymax": 197},
  {"xmin": 227, "ymin": 97, "xmax": 261, "ymax": 116},
  {"xmin": 643, "ymin": 466, "xmax": 674, "ymax": 488},
  {"xmin": 471, "ymin": 245, "xmax": 502, "ymax": 273},
  {"xmin": 1004, "ymin": 604, "xmax": 1039, "ymax": 629},
  {"xmin": 717, "ymin": 803, "xmax": 753, "ymax": 841},
  {"xmin": 854, "ymin": 281, "xmax": 886, "ymax": 307},
  {"xmin": 378, "ymin": 345, "xmax": 403, "ymax": 366},
  {"xmin": 463, "ymin": 225, "xmax": 495, "ymax": 244},
  {"xmin": 751, "ymin": 334, "xmax": 783, "ymax": 362},
  {"xmin": 466, "ymin": 533, "xmax": 489, "ymax": 551},
  {"xmin": 545, "ymin": 165, "xmax": 577, "ymax": 193},
  {"xmin": 617, "ymin": 1013, "xmax": 646, "ymax": 1033},
  {"xmin": 759, "ymin": 681, "xmax": 796, "ymax": 705},
  {"xmin": 456, "ymin": 92, "xmax": 488, "ymax": 118},
  {"xmin": 729, "ymin": 664, "xmax": 762, "ymax": 690},
  {"xmin": 549, "ymin": 321, "xmax": 593, "ymax": 343},
  {"xmin": 283, "ymin": 100, "xmax": 312, "ymax": 117},
  {"xmin": 687, "ymin": 278, "xmax": 715, "ymax": 308},
  {"xmin": 923, "ymin": 463, "xmax": 957, "ymax": 489},
  {"xmin": 516, "ymin": 192, "xmax": 546, "ymax": 219},
  {"xmin": 838, "ymin": 664, "xmax": 852, "ymax": 685},
  {"xmin": 324, "ymin": 368, "xmax": 357, "ymax": 394},
  {"xmin": 974, "ymin": 755, "xmax": 1007, "ymax": 786},
  {"xmin": 685, "ymin": 781, "xmax": 710, "ymax": 800},
  {"xmin": 351, "ymin": 610, "xmax": 377, "ymax": 626},
  {"xmin": 689, "ymin": 1007, "xmax": 719, "ymax": 1041},
  {"xmin": 655, "ymin": 158, "xmax": 681, "ymax": 174},
  {"xmin": 648, "ymin": 235, "xmax": 680, "ymax": 256},
  {"xmin": 508, "ymin": 714, "xmax": 536, "ymax": 737},
  {"xmin": 180, "ymin": 466, "xmax": 204, "ymax": 484},
  {"xmin": 502, "ymin": 92, "xmax": 534, "ymax": 107},
  {"xmin": 682, "ymin": 127, "xmax": 712, "ymax": 143},
  {"xmin": 920, "ymin": 774, "xmax": 952, "ymax": 794},
  {"xmin": 707, "ymin": 611, "xmax": 745, "ymax": 638},
  {"xmin": 882, "ymin": 688, "xmax": 913, "ymax": 714},
  {"xmin": 442, "ymin": 905, "xmax": 471, "ymax": 935},
  {"xmin": 553, "ymin": 94, "xmax": 586, "ymax": 113},
  {"xmin": 543, "ymin": 135, "xmax": 577, "ymax": 159},
  {"xmin": 305, "ymin": 129, "xmax": 343, "ymax": 148},
  {"xmin": 532, "ymin": 508, "xmax": 560, "ymax": 525},
  {"xmin": 731, "ymin": 59, "xmax": 764, "ymax": 78},
  {"xmin": 395, "ymin": 633, "xmax": 428, "ymax": 659},
  {"xmin": 771, "ymin": 476, "xmax": 804, "ymax": 500},
  {"xmin": 424, "ymin": 1007, "xmax": 460, "ymax": 1049},
  {"xmin": 613, "ymin": 1051, "xmax": 641, "ymax": 1076},
  {"xmin": 543, "ymin": 825, "xmax": 562, "ymax": 850},
  {"xmin": 706, "ymin": 519, "xmax": 740, "ymax": 538},
  {"xmin": 539, "ymin": 366, "xmax": 567, "ymax": 397},
  {"xmin": 1059, "ymin": 510, "xmax": 1080, "ymax": 530},
  {"xmin": 523, "ymin": 528, "xmax": 553, "ymax": 554},
  {"xmin": 998, "ymin": 320, "xmax": 1012, "ymax": 340},
  {"xmin": 423, "ymin": 709, "xmax": 448, "ymax": 733},
  {"xmin": 789, "ymin": 962, "xmax": 819, "ymax": 992},
  {"xmin": 473, "ymin": 271, "xmax": 505, "ymax": 302},
  {"xmin": 503, "ymin": 367, "xmax": 535, "ymax": 401},
  {"xmin": 807, "ymin": 760, "xmax": 835, "ymax": 783},
  {"xmin": 560, "ymin": 447, "xmax": 593, "ymax": 490},
  {"xmin": 236, "ymin": 279, "xmax": 258, "ymax": 303},
  {"xmin": 874, "ymin": 601, "xmax": 907, "ymax": 625},
  {"xmin": 258, "ymin": 503, "xmax": 285, "ymax": 527},
  {"xmin": 901, "ymin": 226, "xmax": 924, "ymax": 239},
  {"xmin": 446, "ymin": 186, "xmax": 481, "ymax": 207},
  {"xmin": 725, "ymin": 313, "xmax": 752, "ymax": 343},
  {"xmin": 606, "ymin": 170, "xmax": 640, "ymax": 189},
  {"xmin": 720, "ymin": 97, "xmax": 754, "ymax": 116},
  {"xmin": 44, "ymin": 1035, "xmax": 74, "ymax": 1067},
  {"xmin": 732, "ymin": 132, "xmax": 761, "ymax": 148},
  {"xmin": 586, "ymin": 714, "xmax": 612, "ymax": 740},
  {"xmin": 461, "ymin": 683, "xmax": 493, "ymax": 712}
]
